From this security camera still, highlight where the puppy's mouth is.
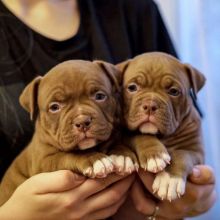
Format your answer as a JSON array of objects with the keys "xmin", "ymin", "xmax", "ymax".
[
  {"xmin": 78, "ymin": 137, "xmax": 97, "ymax": 150},
  {"xmin": 76, "ymin": 132, "xmax": 98, "ymax": 150},
  {"xmin": 139, "ymin": 122, "xmax": 158, "ymax": 134},
  {"xmin": 137, "ymin": 116, "xmax": 159, "ymax": 135}
]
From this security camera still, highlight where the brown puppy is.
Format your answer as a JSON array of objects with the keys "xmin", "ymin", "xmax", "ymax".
[
  {"xmin": 118, "ymin": 52, "xmax": 205, "ymax": 201},
  {"xmin": 0, "ymin": 60, "xmax": 135, "ymax": 205}
]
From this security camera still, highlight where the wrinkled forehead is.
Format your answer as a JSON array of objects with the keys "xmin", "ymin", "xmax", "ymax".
[
  {"xmin": 124, "ymin": 56, "xmax": 187, "ymax": 86},
  {"xmin": 39, "ymin": 63, "xmax": 112, "ymax": 98}
]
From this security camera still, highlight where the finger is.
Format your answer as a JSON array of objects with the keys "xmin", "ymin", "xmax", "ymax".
[
  {"xmin": 157, "ymin": 183, "xmax": 216, "ymax": 219},
  {"xmin": 26, "ymin": 170, "xmax": 86, "ymax": 194},
  {"xmin": 187, "ymin": 189, "xmax": 217, "ymax": 217},
  {"xmin": 199, "ymin": 184, "xmax": 216, "ymax": 201},
  {"xmin": 88, "ymin": 194, "xmax": 127, "ymax": 220},
  {"xmin": 78, "ymin": 173, "xmax": 133, "ymax": 198},
  {"xmin": 138, "ymin": 168, "xmax": 158, "ymax": 195},
  {"xmin": 188, "ymin": 165, "xmax": 215, "ymax": 185},
  {"xmin": 131, "ymin": 178, "xmax": 156, "ymax": 215},
  {"xmin": 155, "ymin": 200, "xmax": 183, "ymax": 220},
  {"xmin": 185, "ymin": 180, "xmax": 215, "ymax": 204},
  {"xmin": 85, "ymin": 174, "xmax": 134, "ymax": 211}
]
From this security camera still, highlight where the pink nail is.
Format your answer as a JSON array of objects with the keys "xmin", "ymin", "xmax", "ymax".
[{"xmin": 192, "ymin": 167, "xmax": 201, "ymax": 178}]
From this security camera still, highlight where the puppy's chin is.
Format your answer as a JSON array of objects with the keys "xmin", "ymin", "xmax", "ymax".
[
  {"xmin": 78, "ymin": 138, "xmax": 97, "ymax": 150},
  {"xmin": 139, "ymin": 122, "xmax": 158, "ymax": 135}
]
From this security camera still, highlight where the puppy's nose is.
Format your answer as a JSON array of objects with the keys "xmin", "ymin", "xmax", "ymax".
[
  {"xmin": 74, "ymin": 116, "xmax": 92, "ymax": 132},
  {"xmin": 142, "ymin": 101, "xmax": 159, "ymax": 113}
]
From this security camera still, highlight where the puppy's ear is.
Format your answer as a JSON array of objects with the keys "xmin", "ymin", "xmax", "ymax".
[
  {"xmin": 116, "ymin": 60, "xmax": 130, "ymax": 74},
  {"xmin": 93, "ymin": 61, "xmax": 122, "ymax": 92},
  {"xmin": 184, "ymin": 64, "xmax": 206, "ymax": 98},
  {"xmin": 19, "ymin": 76, "xmax": 42, "ymax": 120}
]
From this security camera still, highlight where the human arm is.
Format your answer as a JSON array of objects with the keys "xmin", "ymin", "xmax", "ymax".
[
  {"xmin": 0, "ymin": 170, "xmax": 135, "ymax": 220},
  {"xmin": 115, "ymin": 165, "xmax": 216, "ymax": 220}
]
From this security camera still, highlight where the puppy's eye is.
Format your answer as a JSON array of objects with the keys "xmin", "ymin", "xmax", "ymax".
[
  {"xmin": 49, "ymin": 102, "xmax": 62, "ymax": 113},
  {"xmin": 127, "ymin": 83, "xmax": 138, "ymax": 93},
  {"xmin": 94, "ymin": 91, "xmax": 107, "ymax": 102},
  {"xmin": 168, "ymin": 87, "xmax": 181, "ymax": 96}
]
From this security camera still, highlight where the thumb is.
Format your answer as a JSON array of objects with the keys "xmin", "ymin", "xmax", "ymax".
[
  {"xmin": 188, "ymin": 165, "xmax": 215, "ymax": 185},
  {"xmin": 26, "ymin": 170, "xmax": 86, "ymax": 194}
]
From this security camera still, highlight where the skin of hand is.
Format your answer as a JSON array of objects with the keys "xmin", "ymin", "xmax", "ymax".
[
  {"xmin": 0, "ymin": 170, "xmax": 135, "ymax": 220},
  {"xmin": 125, "ymin": 165, "xmax": 216, "ymax": 220}
]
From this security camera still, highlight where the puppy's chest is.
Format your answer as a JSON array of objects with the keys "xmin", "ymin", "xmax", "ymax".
[
  {"xmin": 160, "ymin": 132, "xmax": 198, "ymax": 151},
  {"xmin": 92, "ymin": 141, "xmax": 113, "ymax": 154},
  {"xmin": 160, "ymin": 137, "xmax": 182, "ymax": 151},
  {"xmin": 84, "ymin": 132, "xmax": 120, "ymax": 154}
]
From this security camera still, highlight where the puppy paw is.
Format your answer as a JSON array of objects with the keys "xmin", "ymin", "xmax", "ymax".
[
  {"xmin": 110, "ymin": 155, "xmax": 139, "ymax": 175},
  {"xmin": 152, "ymin": 171, "xmax": 186, "ymax": 201},
  {"xmin": 83, "ymin": 156, "xmax": 114, "ymax": 178},
  {"xmin": 139, "ymin": 152, "xmax": 171, "ymax": 173}
]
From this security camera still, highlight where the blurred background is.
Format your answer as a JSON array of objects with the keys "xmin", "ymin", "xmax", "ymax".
[{"xmin": 155, "ymin": 0, "xmax": 220, "ymax": 219}]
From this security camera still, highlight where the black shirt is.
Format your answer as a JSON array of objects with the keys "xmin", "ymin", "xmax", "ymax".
[{"xmin": 0, "ymin": 0, "xmax": 177, "ymax": 179}]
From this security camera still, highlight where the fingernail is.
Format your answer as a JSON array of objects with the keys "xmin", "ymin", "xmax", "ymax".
[{"xmin": 192, "ymin": 167, "xmax": 201, "ymax": 178}]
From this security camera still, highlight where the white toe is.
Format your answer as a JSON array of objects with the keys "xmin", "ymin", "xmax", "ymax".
[
  {"xmin": 162, "ymin": 152, "xmax": 171, "ymax": 164},
  {"xmin": 146, "ymin": 152, "xmax": 171, "ymax": 173},
  {"xmin": 110, "ymin": 155, "xmax": 117, "ymax": 163},
  {"xmin": 111, "ymin": 155, "xmax": 125, "ymax": 172},
  {"xmin": 134, "ymin": 162, "xmax": 139, "ymax": 171},
  {"xmin": 152, "ymin": 174, "xmax": 161, "ymax": 193},
  {"xmin": 156, "ymin": 172, "xmax": 169, "ymax": 199},
  {"xmin": 155, "ymin": 157, "xmax": 166, "ymax": 171},
  {"xmin": 93, "ymin": 160, "xmax": 106, "ymax": 177},
  {"xmin": 83, "ymin": 167, "xmax": 93, "ymax": 177},
  {"xmin": 177, "ymin": 178, "xmax": 186, "ymax": 197},
  {"xmin": 167, "ymin": 178, "xmax": 178, "ymax": 201},
  {"xmin": 125, "ymin": 157, "xmax": 135, "ymax": 173},
  {"xmin": 101, "ymin": 157, "xmax": 114, "ymax": 173},
  {"xmin": 147, "ymin": 158, "xmax": 157, "ymax": 172}
]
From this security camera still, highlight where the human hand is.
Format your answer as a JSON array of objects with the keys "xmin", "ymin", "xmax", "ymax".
[
  {"xmin": 129, "ymin": 165, "xmax": 216, "ymax": 220},
  {"xmin": 0, "ymin": 170, "xmax": 135, "ymax": 220}
]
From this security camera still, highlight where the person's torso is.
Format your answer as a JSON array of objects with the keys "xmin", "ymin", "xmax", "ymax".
[{"xmin": 0, "ymin": 0, "xmax": 176, "ymax": 179}]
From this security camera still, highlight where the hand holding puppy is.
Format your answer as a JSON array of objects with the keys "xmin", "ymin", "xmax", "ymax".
[
  {"xmin": 0, "ymin": 170, "xmax": 135, "ymax": 220},
  {"xmin": 129, "ymin": 165, "xmax": 216, "ymax": 219}
]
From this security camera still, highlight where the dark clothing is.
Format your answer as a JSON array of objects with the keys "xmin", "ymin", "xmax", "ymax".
[{"xmin": 0, "ymin": 0, "xmax": 177, "ymax": 179}]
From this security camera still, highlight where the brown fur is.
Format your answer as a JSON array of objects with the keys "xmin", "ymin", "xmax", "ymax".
[
  {"xmin": 0, "ymin": 60, "xmax": 122, "ymax": 205},
  {"xmin": 117, "ymin": 52, "xmax": 205, "ymax": 196}
]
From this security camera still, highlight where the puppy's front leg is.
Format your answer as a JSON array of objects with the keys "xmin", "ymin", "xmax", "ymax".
[
  {"xmin": 38, "ymin": 151, "xmax": 114, "ymax": 178},
  {"xmin": 152, "ymin": 149, "xmax": 203, "ymax": 201},
  {"xmin": 128, "ymin": 135, "xmax": 171, "ymax": 173}
]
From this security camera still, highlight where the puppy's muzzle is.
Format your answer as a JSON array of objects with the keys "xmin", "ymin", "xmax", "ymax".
[
  {"xmin": 73, "ymin": 115, "xmax": 92, "ymax": 132},
  {"xmin": 142, "ymin": 100, "xmax": 160, "ymax": 115}
]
